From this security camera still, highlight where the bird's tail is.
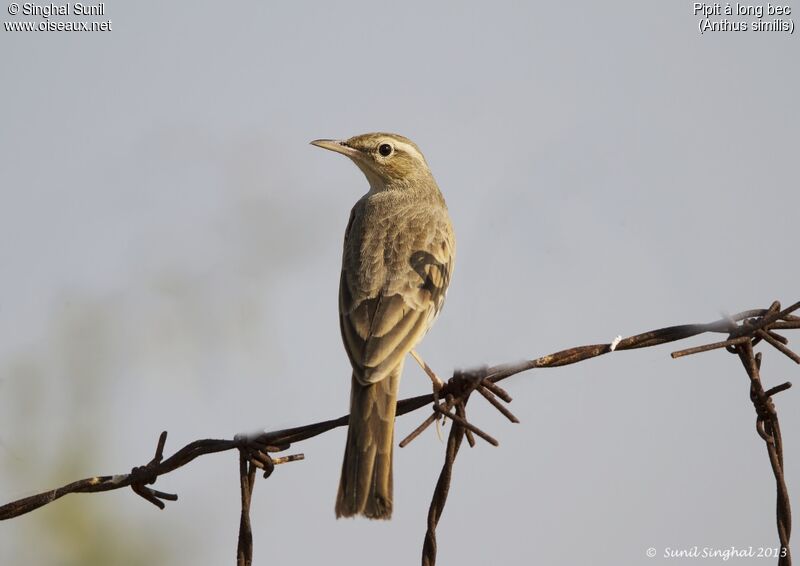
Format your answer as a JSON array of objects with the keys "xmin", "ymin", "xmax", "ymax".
[{"xmin": 335, "ymin": 364, "xmax": 402, "ymax": 519}]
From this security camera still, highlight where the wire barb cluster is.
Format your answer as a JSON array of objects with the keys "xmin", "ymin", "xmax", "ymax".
[
  {"xmin": 129, "ymin": 431, "xmax": 178, "ymax": 509},
  {"xmin": 668, "ymin": 301, "xmax": 795, "ymax": 566},
  {"xmin": 0, "ymin": 300, "xmax": 797, "ymax": 566},
  {"xmin": 400, "ymin": 368, "xmax": 519, "ymax": 449}
]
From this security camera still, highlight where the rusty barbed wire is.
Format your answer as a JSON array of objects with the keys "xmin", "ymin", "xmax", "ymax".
[
  {"xmin": 0, "ymin": 433, "xmax": 303, "ymax": 519},
  {"xmin": 0, "ymin": 300, "xmax": 797, "ymax": 566},
  {"xmin": 736, "ymin": 341, "xmax": 792, "ymax": 566},
  {"xmin": 237, "ymin": 448, "xmax": 257, "ymax": 566},
  {"xmin": 422, "ymin": 397, "xmax": 468, "ymax": 566},
  {"xmin": 414, "ymin": 300, "xmax": 797, "ymax": 566}
]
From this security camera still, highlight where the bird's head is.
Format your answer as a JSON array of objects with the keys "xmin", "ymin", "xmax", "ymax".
[{"xmin": 311, "ymin": 132, "xmax": 434, "ymax": 191}]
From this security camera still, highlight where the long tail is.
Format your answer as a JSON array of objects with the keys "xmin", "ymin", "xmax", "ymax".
[{"xmin": 335, "ymin": 363, "xmax": 402, "ymax": 519}]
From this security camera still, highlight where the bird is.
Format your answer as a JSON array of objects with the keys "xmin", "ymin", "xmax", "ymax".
[{"xmin": 311, "ymin": 133, "xmax": 455, "ymax": 519}]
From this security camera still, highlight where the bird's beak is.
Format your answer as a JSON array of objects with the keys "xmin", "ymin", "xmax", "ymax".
[{"xmin": 310, "ymin": 139, "xmax": 360, "ymax": 159}]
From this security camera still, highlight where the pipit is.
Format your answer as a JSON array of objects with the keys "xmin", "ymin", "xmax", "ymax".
[{"xmin": 311, "ymin": 133, "xmax": 455, "ymax": 520}]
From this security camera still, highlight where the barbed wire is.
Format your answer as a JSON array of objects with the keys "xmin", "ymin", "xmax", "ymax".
[{"xmin": 1, "ymin": 300, "xmax": 797, "ymax": 566}]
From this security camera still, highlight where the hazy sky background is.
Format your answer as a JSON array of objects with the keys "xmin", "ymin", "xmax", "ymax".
[{"xmin": 1, "ymin": 2, "xmax": 798, "ymax": 565}]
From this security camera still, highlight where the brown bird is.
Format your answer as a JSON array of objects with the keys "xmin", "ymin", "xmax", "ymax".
[{"xmin": 311, "ymin": 133, "xmax": 455, "ymax": 519}]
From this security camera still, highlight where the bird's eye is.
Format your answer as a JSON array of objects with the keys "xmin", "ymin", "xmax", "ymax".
[{"xmin": 378, "ymin": 143, "xmax": 393, "ymax": 157}]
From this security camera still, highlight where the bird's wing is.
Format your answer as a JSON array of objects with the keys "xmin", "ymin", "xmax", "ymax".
[
  {"xmin": 339, "ymin": 203, "xmax": 454, "ymax": 387},
  {"xmin": 340, "ymin": 275, "xmax": 433, "ymax": 386},
  {"xmin": 408, "ymin": 244, "xmax": 453, "ymax": 318}
]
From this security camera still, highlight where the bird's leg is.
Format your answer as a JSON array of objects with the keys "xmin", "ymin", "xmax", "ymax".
[
  {"xmin": 410, "ymin": 350, "xmax": 447, "ymax": 440},
  {"xmin": 410, "ymin": 350, "xmax": 444, "ymax": 392}
]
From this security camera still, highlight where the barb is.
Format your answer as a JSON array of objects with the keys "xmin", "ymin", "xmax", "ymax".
[
  {"xmin": 129, "ymin": 430, "xmax": 177, "ymax": 509},
  {"xmin": 401, "ymin": 365, "xmax": 517, "ymax": 453}
]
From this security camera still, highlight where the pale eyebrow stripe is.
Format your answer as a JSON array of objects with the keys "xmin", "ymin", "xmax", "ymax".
[{"xmin": 392, "ymin": 140, "xmax": 425, "ymax": 163}]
